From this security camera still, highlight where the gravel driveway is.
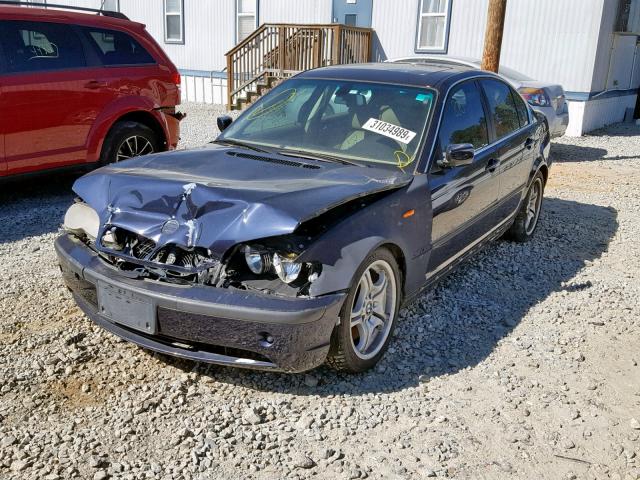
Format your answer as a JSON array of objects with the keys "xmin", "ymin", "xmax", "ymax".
[{"xmin": 1, "ymin": 103, "xmax": 638, "ymax": 480}]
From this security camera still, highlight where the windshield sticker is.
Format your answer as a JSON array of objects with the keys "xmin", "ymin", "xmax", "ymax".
[{"xmin": 362, "ymin": 118, "xmax": 417, "ymax": 145}]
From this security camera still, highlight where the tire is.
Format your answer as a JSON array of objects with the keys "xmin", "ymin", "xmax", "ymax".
[
  {"xmin": 99, "ymin": 121, "xmax": 161, "ymax": 166},
  {"xmin": 326, "ymin": 248, "xmax": 402, "ymax": 373},
  {"xmin": 504, "ymin": 171, "xmax": 545, "ymax": 243}
]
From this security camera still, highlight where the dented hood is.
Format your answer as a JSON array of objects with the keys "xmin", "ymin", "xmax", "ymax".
[{"xmin": 74, "ymin": 144, "xmax": 412, "ymax": 256}]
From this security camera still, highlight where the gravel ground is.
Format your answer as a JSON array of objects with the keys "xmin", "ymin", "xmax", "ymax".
[{"xmin": 0, "ymin": 103, "xmax": 639, "ymax": 480}]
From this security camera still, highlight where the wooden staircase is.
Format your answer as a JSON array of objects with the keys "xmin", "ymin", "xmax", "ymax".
[{"xmin": 225, "ymin": 23, "xmax": 372, "ymax": 110}]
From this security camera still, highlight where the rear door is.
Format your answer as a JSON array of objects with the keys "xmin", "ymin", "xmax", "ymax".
[
  {"xmin": 427, "ymin": 79, "xmax": 501, "ymax": 274},
  {"xmin": 479, "ymin": 78, "xmax": 536, "ymax": 218},
  {"xmin": 76, "ymin": 24, "xmax": 160, "ymax": 107},
  {"xmin": 0, "ymin": 20, "xmax": 108, "ymax": 175}
]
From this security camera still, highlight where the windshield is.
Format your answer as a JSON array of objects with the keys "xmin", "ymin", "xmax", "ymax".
[{"xmin": 218, "ymin": 78, "xmax": 435, "ymax": 169}]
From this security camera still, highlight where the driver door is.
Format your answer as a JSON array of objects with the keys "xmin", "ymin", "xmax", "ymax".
[{"xmin": 427, "ymin": 79, "xmax": 501, "ymax": 276}]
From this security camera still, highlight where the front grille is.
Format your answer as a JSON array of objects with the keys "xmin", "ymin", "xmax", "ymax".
[
  {"xmin": 132, "ymin": 237, "xmax": 156, "ymax": 259},
  {"xmin": 99, "ymin": 227, "xmax": 220, "ymax": 283}
]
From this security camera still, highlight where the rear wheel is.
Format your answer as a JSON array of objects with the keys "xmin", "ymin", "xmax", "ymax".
[
  {"xmin": 505, "ymin": 171, "xmax": 545, "ymax": 242},
  {"xmin": 100, "ymin": 121, "xmax": 161, "ymax": 166},
  {"xmin": 326, "ymin": 248, "xmax": 401, "ymax": 373}
]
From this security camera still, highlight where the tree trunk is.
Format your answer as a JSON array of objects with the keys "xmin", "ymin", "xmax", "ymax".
[{"xmin": 481, "ymin": 0, "xmax": 507, "ymax": 73}]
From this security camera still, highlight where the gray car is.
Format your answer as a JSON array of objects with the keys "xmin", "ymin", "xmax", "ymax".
[{"xmin": 388, "ymin": 56, "xmax": 569, "ymax": 138}]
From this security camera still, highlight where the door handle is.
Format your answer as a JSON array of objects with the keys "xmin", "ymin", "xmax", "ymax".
[
  {"xmin": 84, "ymin": 80, "xmax": 106, "ymax": 89},
  {"xmin": 524, "ymin": 137, "xmax": 534, "ymax": 150},
  {"xmin": 486, "ymin": 158, "xmax": 499, "ymax": 172}
]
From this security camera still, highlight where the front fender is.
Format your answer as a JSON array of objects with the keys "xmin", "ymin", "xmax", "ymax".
[{"xmin": 298, "ymin": 175, "xmax": 432, "ymax": 299}]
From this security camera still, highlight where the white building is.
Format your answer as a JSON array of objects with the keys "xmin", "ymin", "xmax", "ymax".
[{"xmin": 47, "ymin": 0, "xmax": 640, "ymax": 135}]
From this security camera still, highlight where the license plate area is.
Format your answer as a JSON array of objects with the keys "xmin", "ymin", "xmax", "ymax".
[{"xmin": 97, "ymin": 280, "xmax": 156, "ymax": 334}]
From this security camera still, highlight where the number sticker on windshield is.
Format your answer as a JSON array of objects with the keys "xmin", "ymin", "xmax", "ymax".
[{"xmin": 362, "ymin": 118, "xmax": 417, "ymax": 145}]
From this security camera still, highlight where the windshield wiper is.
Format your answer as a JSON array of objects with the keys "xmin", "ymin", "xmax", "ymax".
[
  {"xmin": 213, "ymin": 138, "xmax": 272, "ymax": 153},
  {"xmin": 277, "ymin": 148, "xmax": 360, "ymax": 167}
]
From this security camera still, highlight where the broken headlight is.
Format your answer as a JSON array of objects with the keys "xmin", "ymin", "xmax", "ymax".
[
  {"xmin": 273, "ymin": 253, "xmax": 302, "ymax": 284},
  {"xmin": 242, "ymin": 245, "xmax": 314, "ymax": 285},
  {"xmin": 243, "ymin": 246, "xmax": 272, "ymax": 275},
  {"xmin": 63, "ymin": 202, "xmax": 100, "ymax": 240}
]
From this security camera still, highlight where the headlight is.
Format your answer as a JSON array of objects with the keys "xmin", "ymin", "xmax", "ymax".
[
  {"xmin": 244, "ymin": 246, "xmax": 272, "ymax": 274},
  {"xmin": 63, "ymin": 202, "xmax": 100, "ymax": 239},
  {"xmin": 273, "ymin": 253, "xmax": 302, "ymax": 284},
  {"xmin": 242, "ymin": 245, "xmax": 314, "ymax": 285}
]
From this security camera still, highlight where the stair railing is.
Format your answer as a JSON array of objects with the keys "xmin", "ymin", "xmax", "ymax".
[{"xmin": 226, "ymin": 23, "xmax": 372, "ymax": 110}]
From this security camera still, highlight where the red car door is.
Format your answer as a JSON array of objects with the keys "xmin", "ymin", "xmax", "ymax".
[
  {"xmin": 0, "ymin": 40, "xmax": 7, "ymax": 177},
  {"xmin": 0, "ymin": 20, "xmax": 113, "ymax": 175}
]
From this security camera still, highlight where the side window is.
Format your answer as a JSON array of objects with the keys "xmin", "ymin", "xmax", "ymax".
[
  {"xmin": 481, "ymin": 79, "xmax": 522, "ymax": 139},
  {"xmin": 81, "ymin": 27, "xmax": 155, "ymax": 66},
  {"xmin": 512, "ymin": 89, "xmax": 530, "ymax": 127},
  {"xmin": 0, "ymin": 20, "xmax": 85, "ymax": 73},
  {"xmin": 438, "ymin": 81, "xmax": 489, "ymax": 153}
]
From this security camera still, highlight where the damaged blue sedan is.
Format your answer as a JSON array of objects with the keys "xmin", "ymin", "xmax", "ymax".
[{"xmin": 56, "ymin": 62, "xmax": 550, "ymax": 373}]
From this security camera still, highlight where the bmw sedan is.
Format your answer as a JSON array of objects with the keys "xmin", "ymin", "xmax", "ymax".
[{"xmin": 56, "ymin": 62, "xmax": 551, "ymax": 373}]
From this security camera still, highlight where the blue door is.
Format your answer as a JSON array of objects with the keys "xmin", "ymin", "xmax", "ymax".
[{"xmin": 332, "ymin": 0, "xmax": 373, "ymax": 27}]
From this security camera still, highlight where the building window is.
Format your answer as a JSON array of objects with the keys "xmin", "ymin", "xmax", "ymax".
[
  {"xmin": 101, "ymin": 0, "xmax": 119, "ymax": 12},
  {"xmin": 416, "ymin": 0, "xmax": 451, "ymax": 52},
  {"xmin": 164, "ymin": 0, "xmax": 184, "ymax": 44},
  {"xmin": 616, "ymin": 0, "xmax": 640, "ymax": 34},
  {"xmin": 237, "ymin": 0, "xmax": 257, "ymax": 43}
]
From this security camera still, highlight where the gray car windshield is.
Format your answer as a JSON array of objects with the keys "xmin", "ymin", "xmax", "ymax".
[{"xmin": 218, "ymin": 78, "xmax": 435, "ymax": 169}]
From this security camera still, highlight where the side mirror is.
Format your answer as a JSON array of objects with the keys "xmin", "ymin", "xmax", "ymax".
[
  {"xmin": 217, "ymin": 115, "xmax": 233, "ymax": 132},
  {"xmin": 438, "ymin": 143, "xmax": 475, "ymax": 168}
]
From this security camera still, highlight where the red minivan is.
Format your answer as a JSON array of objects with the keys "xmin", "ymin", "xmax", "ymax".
[{"xmin": 0, "ymin": 3, "xmax": 182, "ymax": 178}]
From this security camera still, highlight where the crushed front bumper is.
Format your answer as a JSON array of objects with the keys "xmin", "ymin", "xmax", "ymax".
[{"xmin": 55, "ymin": 234, "xmax": 346, "ymax": 372}]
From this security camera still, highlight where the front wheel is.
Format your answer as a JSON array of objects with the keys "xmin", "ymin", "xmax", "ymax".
[
  {"xmin": 505, "ymin": 171, "xmax": 545, "ymax": 242},
  {"xmin": 326, "ymin": 248, "xmax": 401, "ymax": 373}
]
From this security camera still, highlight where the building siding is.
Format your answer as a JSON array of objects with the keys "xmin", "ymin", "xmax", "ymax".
[
  {"xmin": 121, "ymin": 0, "xmax": 236, "ymax": 72},
  {"xmin": 40, "ymin": 0, "xmax": 640, "ymax": 133},
  {"xmin": 372, "ymin": 0, "xmax": 607, "ymax": 93},
  {"xmin": 260, "ymin": 0, "xmax": 332, "ymax": 24}
]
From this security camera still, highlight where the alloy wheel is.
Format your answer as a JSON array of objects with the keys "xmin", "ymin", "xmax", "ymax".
[
  {"xmin": 116, "ymin": 135, "xmax": 155, "ymax": 161},
  {"xmin": 350, "ymin": 259, "xmax": 397, "ymax": 360},
  {"xmin": 525, "ymin": 177, "xmax": 543, "ymax": 235}
]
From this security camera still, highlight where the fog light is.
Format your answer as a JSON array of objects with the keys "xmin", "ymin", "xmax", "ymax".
[{"xmin": 258, "ymin": 332, "xmax": 275, "ymax": 348}]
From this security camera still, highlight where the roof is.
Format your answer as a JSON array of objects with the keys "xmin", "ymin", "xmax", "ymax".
[
  {"xmin": 0, "ymin": 4, "xmax": 142, "ymax": 29},
  {"xmin": 297, "ymin": 61, "xmax": 490, "ymax": 88}
]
